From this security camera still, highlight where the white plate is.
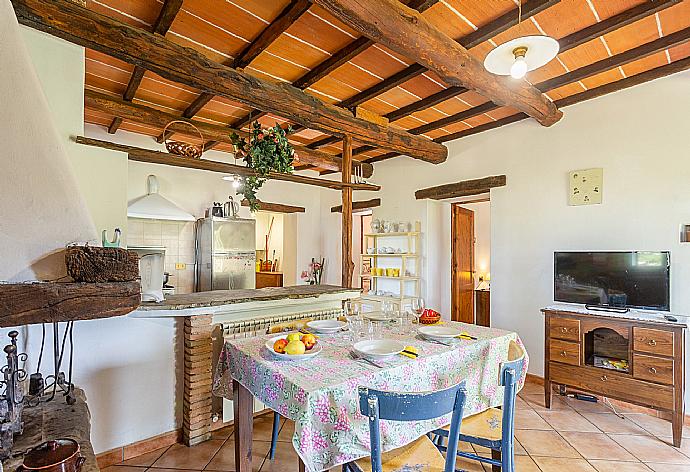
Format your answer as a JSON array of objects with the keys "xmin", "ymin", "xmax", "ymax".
[
  {"xmin": 306, "ymin": 320, "xmax": 346, "ymax": 333},
  {"xmin": 265, "ymin": 335, "xmax": 322, "ymax": 361},
  {"xmin": 353, "ymin": 339, "xmax": 405, "ymax": 359},
  {"xmin": 418, "ymin": 325, "xmax": 462, "ymax": 339},
  {"xmin": 363, "ymin": 313, "xmax": 389, "ymax": 322}
]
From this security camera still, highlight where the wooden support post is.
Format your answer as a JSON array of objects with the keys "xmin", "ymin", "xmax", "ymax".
[{"xmin": 341, "ymin": 135, "xmax": 354, "ymax": 288}]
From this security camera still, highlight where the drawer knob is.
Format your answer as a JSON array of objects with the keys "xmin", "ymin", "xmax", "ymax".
[
  {"xmin": 560, "ymin": 327, "xmax": 568, "ymax": 333},
  {"xmin": 648, "ymin": 339, "xmax": 657, "ymax": 346},
  {"xmin": 600, "ymin": 375, "xmax": 608, "ymax": 381},
  {"xmin": 560, "ymin": 351, "xmax": 568, "ymax": 357},
  {"xmin": 649, "ymin": 367, "xmax": 658, "ymax": 374}
]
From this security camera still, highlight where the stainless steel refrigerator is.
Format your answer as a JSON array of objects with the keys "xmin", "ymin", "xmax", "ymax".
[{"xmin": 195, "ymin": 217, "xmax": 256, "ymax": 291}]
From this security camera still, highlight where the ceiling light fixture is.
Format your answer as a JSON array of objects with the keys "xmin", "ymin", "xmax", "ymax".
[{"xmin": 483, "ymin": 1, "xmax": 559, "ymax": 80}]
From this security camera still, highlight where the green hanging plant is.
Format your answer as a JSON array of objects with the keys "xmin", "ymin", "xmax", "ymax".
[{"xmin": 231, "ymin": 122, "xmax": 296, "ymax": 211}]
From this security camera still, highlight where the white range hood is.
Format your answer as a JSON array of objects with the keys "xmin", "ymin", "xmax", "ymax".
[{"xmin": 128, "ymin": 175, "xmax": 195, "ymax": 221}]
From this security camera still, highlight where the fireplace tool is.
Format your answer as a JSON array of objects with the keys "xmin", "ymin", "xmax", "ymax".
[
  {"xmin": 0, "ymin": 331, "xmax": 28, "ymax": 460},
  {"xmin": 27, "ymin": 322, "xmax": 75, "ymax": 406}
]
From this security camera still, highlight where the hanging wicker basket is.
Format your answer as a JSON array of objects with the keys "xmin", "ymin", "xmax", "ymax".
[{"xmin": 163, "ymin": 120, "xmax": 204, "ymax": 159}]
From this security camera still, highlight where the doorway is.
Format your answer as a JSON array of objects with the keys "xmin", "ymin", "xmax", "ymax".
[
  {"xmin": 451, "ymin": 205, "xmax": 475, "ymax": 323},
  {"xmin": 451, "ymin": 198, "xmax": 491, "ymax": 325}
]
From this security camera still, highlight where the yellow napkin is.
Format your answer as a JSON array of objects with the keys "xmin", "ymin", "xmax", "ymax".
[
  {"xmin": 401, "ymin": 346, "xmax": 419, "ymax": 359},
  {"xmin": 456, "ymin": 331, "xmax": 477, "ymax": 340}
]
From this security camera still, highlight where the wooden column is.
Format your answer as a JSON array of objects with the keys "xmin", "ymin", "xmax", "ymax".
[
  {"xmin": 341, "ymin": 135, "xmax": 354, "ymax": 287},
  {"xmin": 183, "ymin": 315, "xmax": 213, "ymax": 446}
]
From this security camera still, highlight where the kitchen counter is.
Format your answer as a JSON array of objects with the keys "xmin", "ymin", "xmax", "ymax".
[{"xmin": 132, "ymin": 284, "xmax": 360, "ymax": 318}]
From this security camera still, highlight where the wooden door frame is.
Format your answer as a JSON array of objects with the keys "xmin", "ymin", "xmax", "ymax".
[{"xmin": 451, "ymin": 204, "xmax": 475, "ymax": 323}]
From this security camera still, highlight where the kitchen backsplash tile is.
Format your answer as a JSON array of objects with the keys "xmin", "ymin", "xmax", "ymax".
[{"xmin": 128, "ymin": 218, "xmax": 196, "ymax": 294}]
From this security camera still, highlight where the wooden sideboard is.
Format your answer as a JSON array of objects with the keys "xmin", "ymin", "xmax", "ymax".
[
  {"xmin": 543, "ymin": 306, "xmax": 686, "ymax": 446},
  {"xmin": 256, "ymin": 271, "xmax": 283, "ymax": 289}
]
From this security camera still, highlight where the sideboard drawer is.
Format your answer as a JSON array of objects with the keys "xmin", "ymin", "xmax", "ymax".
[
  {"xmin": 633, "ymin": 354, "xmax": 674, "ymax": 385},
  {"xmin": 550, "ymin": 339, "xmax": 581, "ymax": 366},
  {"xmin": 550, "ymin": 362, "xmax": 674, "ymax": 410},
  {"xmin": 634, "ymin": 327, "xmax": 674, "ymax": 357},
  {"xmin": 550, "ymin": 318, "xmax": 580, "ymax": 342}
]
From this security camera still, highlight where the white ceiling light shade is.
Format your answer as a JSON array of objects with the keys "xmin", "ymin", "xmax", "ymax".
[
  {"xmin": 484, "ymin": 35, "xmax": 560, "ymax": 79},
  {"xmin": 222, "ymin": 174, "xmax": 243, "ymax": 189}
]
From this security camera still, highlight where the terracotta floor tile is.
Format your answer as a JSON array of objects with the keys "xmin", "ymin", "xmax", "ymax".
[
  {"xmin": 101, "ymin": 467, "xmax": 146, "ymax": 472},
  {"xmin": 645, "ymin": 464, "xmax": 690, "ymax": 472},
  {"xmin": 589, "ymin": 460, "xmax": 653, "ymax": 472},
  {"xmin": 523, "ymin": 394, "xmax": 572, "ymax": 412},
  {"xmin": 515, "ymin": 409, "xmax": 553, "ymax": 430},
  {"xmin": 152, "ymin": 440, "xmax": 224, "ymax": 470},
  {"xmin": 582, "ymin": 413, "xmax": 650, "ymax": 435},
  {"xmin": 514, "ymin": 455, "xmax": 541, "ymax": 471},
  {"xmin": 278, "ymin": 418, "xmax": 294, "ymax": 442},
  {"xmin": 514, "ymin": 430, "xmax": 580, "ymax": 458},
  {"xmin": 120, "ymin": 447, "xmax": 170, "ymax": 467},
  {"xmin": 210, "ymin": 425, "xmax": 234, "ymax": 440},
  {"xmin": 149, "ymin": 469, "xmax": 202, "ymax": 472},
  {"xmin": 204, "ymin": 440, "xmax": 270, "ymax": 472},
  {"xmin": 260, "ymin": 438, "xmax": 299, "ymax": 472},
  {"xmin": 515, "ymin": 396, "xmax": 532, "ymax": 411},
  {"xmin": 609, "ymin": 434, "xmax": 690, "ymax": 464},
  {"xmin": 656, "ymin": 436, "xmax": 690, "ymax": 458},
  {"xmin": 252, "ymin": 413, "xmax": 281, "ymax": 442},
  {"xmin": 564, "ymin": 397, "xmax": 612, "ymax": 414},
  {"xmin": 560, "ymin": 431, "xmax": 636, "ymax": 461},
  {"xmin": 532, "ymin": 456, "xmax": 598, "ymax": 471},
  {"xmin": 538, "ymin": 411, "xmax": 599, "ymax": 432},
  {"xmin": 518, "ymin": 382, "xmax": 544, "ymax": 397},
  {"xmin": 626, "ymin": 414, "xmax": 690, "ymax": 439}
]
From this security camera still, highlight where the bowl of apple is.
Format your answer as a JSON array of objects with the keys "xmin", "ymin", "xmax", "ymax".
[{"xmin": 266, "ymin": 332, "xmax": 322, "ymax": 361}]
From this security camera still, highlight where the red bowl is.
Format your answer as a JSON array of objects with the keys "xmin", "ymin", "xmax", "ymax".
[{"xmin": 419, "ymin": 309, "xmax": 441, "ymax": 325}]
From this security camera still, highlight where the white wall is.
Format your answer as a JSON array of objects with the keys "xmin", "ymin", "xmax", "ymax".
[{"xmin": 365, "ymin": 69, "xmax": 690, "ymax": 404}]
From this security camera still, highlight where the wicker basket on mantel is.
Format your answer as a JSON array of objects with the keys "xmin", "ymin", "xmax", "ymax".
[{"xmin": 163, "ymin": 120, "xmax": 204, "ymax": 159}]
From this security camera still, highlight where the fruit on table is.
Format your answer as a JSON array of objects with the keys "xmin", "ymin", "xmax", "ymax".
[
  {"xmin": 273, "ymin": 338, "xmax": 289, "ymax": 354},
  {"xmin": 286, "ymin": 340, "xmax": 306, "ymax": 355},
  {"xmin": 286, "ymin": 333, "xmax": 302, "ymax": 343},
  {"xmin": 301, "ymin": 333, "xmax": 317, "ymax": 350}
]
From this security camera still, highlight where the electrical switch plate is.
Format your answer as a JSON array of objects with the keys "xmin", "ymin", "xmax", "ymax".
[{"xmin": 175, "ymin": 262, "xmax": 186, "ymax": 270}]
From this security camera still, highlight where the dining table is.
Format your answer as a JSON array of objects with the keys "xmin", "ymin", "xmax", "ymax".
[{"xmin": 213, "ymin": 320, "xmax": 528, "ymax": 472}]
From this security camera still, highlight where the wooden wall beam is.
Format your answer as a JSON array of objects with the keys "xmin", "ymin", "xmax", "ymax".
[
  {"xmin": 374, "ymin": 0, "xmax": 678, "ymax": 133},
  {"xmin": 74, "ymin": 136, "xmax": 380, "ymax": 191},
  {"xmin": 331, "ymin": 198, "xmax": 381, "ymax": 213},
  {"xmin": 341, "ymin": 135, "xmax": 354, "ymax": 287},
  {"xmin": 107, "ymin": 0, "xmax": 182, "ymax": 134},
  {"xmin": 12, "ymin": 0, "xmax": 446, "ymax": 163},
  {"xmin": 415, "ymin": 175, "xmax": 507, "ymax": 200},
  {"xmin": 241, "ymin": 199, "xmax": 306, "ymax": 213},
  {"xmin": 84, "ymin": 90, "xmax": 373, "ymax": 177}
]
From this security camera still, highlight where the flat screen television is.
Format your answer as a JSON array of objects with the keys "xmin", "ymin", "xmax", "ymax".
[{"xmin": 554, "ymin": 251, "xmax": 670, "ymax": 311}]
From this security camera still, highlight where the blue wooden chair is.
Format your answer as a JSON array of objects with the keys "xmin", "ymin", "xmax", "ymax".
[
  {"xmin": 343, "ymin": 381, "xmax": 467, "ymax": 472},
  {"xmin": 432, "ymin": 340, "xmax": 525, "ymax": 472}
]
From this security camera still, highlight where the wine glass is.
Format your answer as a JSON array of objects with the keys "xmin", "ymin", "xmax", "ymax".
[
  {"xmin": 381, "ymin": 299, "xmax": 395, "ymax": 320},
  {"xmin": 411, "ymin": 297, "xmax": 425, "ymax": 317}
]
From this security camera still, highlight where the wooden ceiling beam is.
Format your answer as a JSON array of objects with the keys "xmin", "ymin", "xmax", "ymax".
[
  {"xmin": 433, "ymin": 54, "xmax": 690, "ymax": 144},
  {"xmin": 331, "ymin": 198, "xmax": 381, "ymax": 213},
  {"xmin": 14, "ymin": 0, "xmax": 446, "ymax": 163},
  {"xmin": 107, "ymin": 0, "xmax": 182, "ymax": 134},
  {"xmin": 74, "ymin": 136, "xmax": 380, "ymax": 191},
  {"xmin": 415, "ymin": 175, "xmax": 506, "ymax": 200},
  {"xmin": 404, "ymin": 21, "xmax": 690, "ymax": 143},
  {"xmin": 83, "ymin": 90, "xmax": 373, "ymax": 176},
  {"xmin": 241, "ymin": 199, "xmax": 305, "ymax": 213},
  {"xmin": 321, "ymin": 0, "xmax": 559, "ymax": 118},
  {"xmin": 377, "ymin": 0, "xmax": 679, "ymax": 133}
]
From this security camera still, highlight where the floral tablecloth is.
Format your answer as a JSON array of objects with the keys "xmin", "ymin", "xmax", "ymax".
[{"xmin": 213, "ymin": 322, "xmax": 527, "ymax": 472}]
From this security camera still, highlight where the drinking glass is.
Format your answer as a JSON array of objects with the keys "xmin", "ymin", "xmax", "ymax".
[
  {"xmin": 348, "ymin": 315, "xmax": 364, "ymax": 342},
  {"xmin": 367, "ymin": 320, "xmax": 383, "ymax": 340},
  {"xmin": 399, "ymin": 311, "xmax": 414, "ymax": 336},
  {"xmin": 381, "ymin": 299, "xmax": 395, "ymax": 319},
  {"xmin": 411, "ymin": 297, "xmax": 425, "ymax": 319},
  {"xmin": 344, "ymin": 300, "xmax": 361, "ymax": 319}
]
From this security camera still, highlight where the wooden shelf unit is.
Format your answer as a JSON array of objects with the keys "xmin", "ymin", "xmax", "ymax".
[
  {"xmin": 360, "ymin": 225, "xmax": 421, "ymax": 307},
  {"xmin": 543, "ymin": 307, "xmax": 686, "ymax": 447}
]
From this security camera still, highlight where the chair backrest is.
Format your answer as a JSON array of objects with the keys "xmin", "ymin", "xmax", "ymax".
[
  {"xmin": 358, "ymin": 382, "xmax": 467, "ymax": 472},
  {"xmin": 500, "ymin": 340, "xmax": 526, "ymax": 446}
]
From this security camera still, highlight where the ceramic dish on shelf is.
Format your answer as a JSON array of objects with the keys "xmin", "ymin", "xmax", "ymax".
[
  {"xmin": 353, "ymin": 339, "xmax": 405, "ymax": 359},
  {"xmin": 265, "ymin": 335, "xmax": 322, "ymax": 361},
  {"xmin": 306, "ymin": 319, "xmax": 346, "ymax": 334},
  {"xmin": 418, "ymin": 325, "xmax": 462, "ymax": 339}
]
